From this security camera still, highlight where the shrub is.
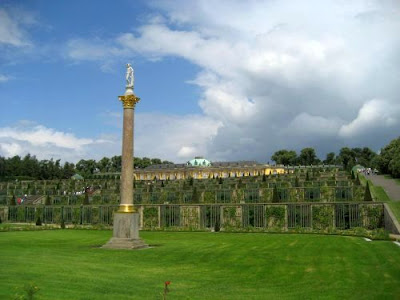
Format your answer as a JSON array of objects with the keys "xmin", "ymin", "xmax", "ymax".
[
  {"xmin": 60, "ymin": 219, "xmax": 66, "ymax": 229},
  {"xmin": 45, "ymin": 195, "xmax": 51, "ymax": 206},
  {"xmin": 10, "ymin": 195, "xmax": 16, "ymax": 206},
  {"xmin": 36, "ymin": 217, "xmax": 42, "ymax": 226}
]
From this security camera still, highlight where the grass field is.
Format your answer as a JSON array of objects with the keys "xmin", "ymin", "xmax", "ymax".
[
  {"xmin": 360, "ymin": 175, "xmax": 400, "ymax": 222},
  {"xmin": 1, "ymin": 230, "xmax": 400, "ymax": 299}
]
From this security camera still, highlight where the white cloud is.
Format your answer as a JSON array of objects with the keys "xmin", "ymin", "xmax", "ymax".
[
  {"xmin": 0, "ymin": 8, "xmax": 34, "ymax": 47},
  {"xmin": 66, "ymin": 38, "xmax": 126, "ymax": 62},
  {"xmin": 0, "ymin": 123, "xmax": 115, "ymax": 162},
  {"xmin": 339, "ymin": 99, "xmax": 400, "ymax": 138},
  {"xmin": 0, "ymin": 142, "xmax": 22, "ymax": 157},
  {"xmin": 0, "ymin": 125, "xmax": 93, "ymax": 149},
  {"xmin": 0, "ymin": 113, "xmax": 221, "ymax": 164},
  {"xmin": 65, "ymin": 0, "xmax": 400, "ymax": 160},
  {"xmin": 0, "ymin": 74, "xmax": 10, "ymax": 82},
  {"xmin": 135, "ymin": 113, "xmax": 222, "ymax": 161}
]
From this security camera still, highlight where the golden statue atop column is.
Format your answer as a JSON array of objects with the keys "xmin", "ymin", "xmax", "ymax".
[{"xmin": 103, "ymin": 64, "xmax": 147, "ymax": 249}]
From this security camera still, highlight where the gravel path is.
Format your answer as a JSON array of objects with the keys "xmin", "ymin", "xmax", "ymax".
[{"xmin": 367, "ymin": 174, "xmax": 400, "ymax": 201}]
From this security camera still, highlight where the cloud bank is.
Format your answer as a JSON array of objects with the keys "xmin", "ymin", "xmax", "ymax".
[
  {"xmin": 63, "ymin": 0, "xmax": 400, "ymax": 162},
  {"xmin": 3, "ymin": 0, "xmax": 400, "ymax": 163}
]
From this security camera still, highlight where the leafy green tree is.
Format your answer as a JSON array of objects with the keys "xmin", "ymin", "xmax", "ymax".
[
  {"xmin": 294, "ymin": 176, "xmax": 300, "ymax": 187},
  {"xmin": 358, "ymin": 147, "xmax": 377, "ymax": 167},
  {"xmin": 337, "ymin": 147, "xmax": 356, "ymax": 171},
  {"xmin": 110, "ymin": 155, "xmax": 122, "ymax": 172},
  {"xmin": 299, "ymin": 148, "xmax": 318, "ymax": 165},
  {"xmin": 192, "ymin": 187, "xmax": 200, "ymax": 202},
  {"xmin": 10, "ymin": 195, "xmax": 16, "ymax": 206},
  {"xmin": 45, "ymin": 195, "xmax": 51, "ymax": 206},
  {"xmin": 324, "ymin": 152, "xmax": 336, "ymax": 165},
  {"xmin": 62, "ymin": 162, "xmax": 75, "ymax": 178},
  {"xmin": 388, "ymin": 152, "xmax": 400, "ymax": 178},
  {"xmin": 83, "ymin": 190, "xmax": 89, "ymax": 205},
  {"xmin": 376, "ymin": 137, "xmax": 400, "ymax": 177},
  {"xmin": 76, "ymin": 159, "xmax": 97, "ymax": 175},
  {"xmin": 0, "ymin": 157, "xmax": 5, "ymax": 178},
  {"xmin": 97, "ymin": 157, "xmax": 111, "ymax": 173},
  {"xmin": 272, "ymin": 186, "xmax": 279, "ymax": 203},
  {"xmin": 271, "ymin": 150, "xmax": 297, "ymax": 165},
  {"xmin": 151, "ymin": 158, "xmax": 162, "ymax": 165}
]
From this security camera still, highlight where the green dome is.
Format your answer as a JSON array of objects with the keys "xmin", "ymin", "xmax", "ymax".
[{"xmin": 187, "ymin": 157, "xmax": 212, "ymax": 167}]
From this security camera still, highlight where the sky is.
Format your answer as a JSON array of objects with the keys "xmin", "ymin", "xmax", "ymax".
[{"xmin": 0, "ymin": 0, "xmax": 399, "ymax": 164}]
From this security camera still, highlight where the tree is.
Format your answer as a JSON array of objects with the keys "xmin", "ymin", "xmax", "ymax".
[
  {"xmin": 272, "ymin": 186, "xmax": 279, "ymax": 203},
  {"xmin": 10, "ymin": 195, "xmax": 16, "ymax": 206},
  {"xmin": 45, "ymin": 195, "xmax": 51, "ymax": 206},
  {"xmin": 376, "ymin": 137, "xmax": 400, "ymax": 177},
  {"xmin": 294, "ymin": 176, "xmax": 300, "ymax": 187},
  {"xmin": 299, "ymin": 148, "xmax": 317, "ymax": 165},
  {"xmin": 271, "ymin": 150, "xmax": 297, "ymax": 165},
  {"xmin": 358, "ymin": 147, "xmax": 377, "ymax": 167},
  {"xmin": 388, "ymin": 152, "xmax": 400, "ymax": 178},
  {"xmin": 76, "ymin": 159, "xmax": 97, "ymax": 175},
  {"xmin": 192, "ymin": 187, "xmax": 200, "ymax": 202},
  {"xmin": 324, "ymin": 152, "xmax": 336, "ymax": 165},
  {"xmin": 110, "ymin": 155, "xmax": 122, "ymax": 172},
  {"xmin": 151, "ymin": 158, "xmax": 162, "ymax": 165},
  {"xmin": 97, "ymin": 157, "xmax": 110, "ymax": 173},
  {"xmin": 337, "ymin": 147, "xmax": 356, "ymax": 171},
  {"xmin": 364, "ymin": 181, "xmax": 373, "ymax": 201},
  {"xmin": 62, "ymin": 162, "xmax": 75, "ymax": 178},
  {"xmin": 83, "ymin": 189, "xmax": 89, "ymax": 205}
]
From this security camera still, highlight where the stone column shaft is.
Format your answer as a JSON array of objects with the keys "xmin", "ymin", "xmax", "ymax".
[
  {"xmin": 120, "ymin": 107, "xmax": 134, "ymax": 207},
  {"xmin": 118, "ymin": 93, "xmax": 140, "ymax": 213}
]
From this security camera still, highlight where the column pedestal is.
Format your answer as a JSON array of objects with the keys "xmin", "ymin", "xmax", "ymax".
[{"xmin": 102, "ymin": 213, "xmax": 148, "ymax": 249}]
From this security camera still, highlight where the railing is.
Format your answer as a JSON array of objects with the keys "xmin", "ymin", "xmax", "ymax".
[{"xmin": 0, "ymin": 202, "xmax": 387, "ymax": 232}]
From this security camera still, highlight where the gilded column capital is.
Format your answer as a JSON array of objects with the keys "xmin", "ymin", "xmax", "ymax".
[{"xmin": 118, "ymin": 94, "xmax": 140, "ymax": 108}]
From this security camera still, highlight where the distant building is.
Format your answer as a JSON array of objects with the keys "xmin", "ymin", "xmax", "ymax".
[{"xmin": 133, "ymin": 156, "xmax": 286, "ymax": 180}]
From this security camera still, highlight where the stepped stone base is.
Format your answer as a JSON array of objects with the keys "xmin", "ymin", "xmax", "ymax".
[
  {"xmin": 102, "ymin": 237, "xmax": 148, "ymax": 249},
  {"xmin": 102, "ymin": 212, "xmax": 148, "ymax": 250}
]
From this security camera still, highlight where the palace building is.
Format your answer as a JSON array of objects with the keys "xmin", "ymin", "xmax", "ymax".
[{"xmin": 133, "ymin": 157, "xmax": 286, "ymax": 180}]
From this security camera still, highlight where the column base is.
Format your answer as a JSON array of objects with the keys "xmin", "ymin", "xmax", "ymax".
[
  {"xmin": 102, "ymin": 212, "xmax": 148, "ymax": 250},
  {"xmin": 102, "ymin": 237, "xmax": 148, "ymax": 250}
]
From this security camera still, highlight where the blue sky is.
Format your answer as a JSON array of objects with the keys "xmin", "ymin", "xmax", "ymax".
[{"xmin": 1, "ymin": 0, "xmax": 400, "ymax": 163}]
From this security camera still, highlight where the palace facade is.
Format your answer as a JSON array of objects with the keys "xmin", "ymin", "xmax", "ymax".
[{"xmin": 133, "ymin": 157, "xmax": 287, "ymax": 180}]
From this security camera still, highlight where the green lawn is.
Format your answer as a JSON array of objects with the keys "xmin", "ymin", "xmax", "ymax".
[
  {"xmin": 1, "ymin": 230, "xmax": 400, "ymax": 299},
  {"xmin": 359, "ymin": 175, "xmax": 400, "ymax": 222}
]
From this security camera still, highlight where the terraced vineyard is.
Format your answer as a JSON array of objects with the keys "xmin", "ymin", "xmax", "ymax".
[{"xmin": 0, "ymin": 166, "xmax": 396, "ymax": 236}]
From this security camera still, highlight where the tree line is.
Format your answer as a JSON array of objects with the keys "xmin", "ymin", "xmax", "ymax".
[
  {"xmin": 271, "ymin": 136, "xmax": 400, "ymax": 178},
  {"xmin": 0, "ymin": 155, "xmax": 173, "ymax": 180},
  {"xmin": 1, "ymin": 136, "xmax": 399, "ymax": 180}
]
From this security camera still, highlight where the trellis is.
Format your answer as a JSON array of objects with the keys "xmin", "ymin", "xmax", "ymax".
[{"xmin": 2, "ymin": 202, "xmax": 387, "ymax": 232}]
